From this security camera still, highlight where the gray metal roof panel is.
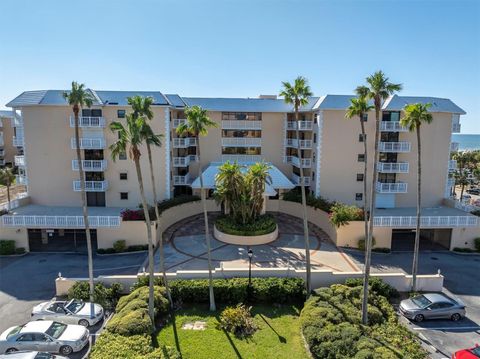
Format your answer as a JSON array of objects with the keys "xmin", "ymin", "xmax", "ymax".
[
  {"xmin": 165, "ymin": 94, "xmax": 186, "ymax": 108},
  {"xmin": 95, "ymin": 91, "xmax": 169, "ymax": 106},
  {"xmin": 6, "ymin": 90, "xmax": 48, "ymax": 107},
  {"xmin": 382, "ymin": 95, "xmax": 466, "ymax": 114}
]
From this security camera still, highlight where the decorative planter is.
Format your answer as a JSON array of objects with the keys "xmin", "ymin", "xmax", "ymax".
[{"xmin": 213, "ymin": 224, "xmax": 278, "ymax": 245}]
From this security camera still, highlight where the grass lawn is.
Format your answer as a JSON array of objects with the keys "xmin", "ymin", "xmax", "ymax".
[{"xmin": 157, "ymin": 304, "xmax": 309, "ymax": 359}]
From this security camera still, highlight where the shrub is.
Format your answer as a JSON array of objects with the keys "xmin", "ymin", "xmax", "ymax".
[
  {"xmin": 157, "ymin": 195, "xmax": 200, "ymax": 214},
  {"xmin": 471, "ymin": 209, "xmax": 480, "ymax": 217},
  {"xmin": 282, "ymin": 189, "xmax": 334, "ymax": 213},
  {"xmin": 127, "ymin": 244, "xmax": 148, "ymax": 252},
  {"xmin": 453, "ymin": 247, "xmax": 477, "ymax": 253},
  {"xmin": 218, "ymin": 304, "xmax": 257, "ymax": 338},
  {"xmin": 131, "ymin": 275, "xmax": 164, "ymax": 291},
  {"xmin": 14, "ymin": 247, "xmax": 26, "ymax": 254},
  {"xmin": 215, "ymin": 214, "xmax": 277, "ymax": 236},
  {"xmin": 475, "ymin": 237, "xmax": 480, "ymax": 252},
  {"xmin": 344, "ymin": 277, "xmax": 399, "ymax": 300},
  {"xmin": 113, "ymin": 240, "xmax": 126, "ymax": 253},
  {"xmin": 372, "ymin": 247, "xmax": 390, "ymax": 253},
  {"xmin": 116, "ymin": 286, "xmax": 169, "ymax": 314},
  {"xmin": 329, "ymin": 203, "xmax": 364, "ymax": 228},
  {"xmin": 0, "ymin": 240, "xmax": 15, "ymax": 255},
  {"xmin": 0, "ymin": 209, "xmax": 8, "ymax": 217},
  {"xmin": 67, "ymin": 281, "xmax": 123, "ymax": 311},
  {"xmin": 357, "ymin": 237, "xmax": 376, "ymax": 251}
]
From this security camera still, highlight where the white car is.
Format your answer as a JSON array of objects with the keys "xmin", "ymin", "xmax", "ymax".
[
  {"xmin": 31, "ymin": 299, "xmax": 103, "ymax": 327},
  {"xmin": 0, "ymin": 351, "xmax": 67, "ymax": 359},
  {"xmin": 0, "ymin": 321, "xmax": 89, "ymax": 356}
]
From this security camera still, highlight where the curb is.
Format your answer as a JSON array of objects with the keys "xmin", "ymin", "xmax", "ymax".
[
  {"xmin": 0, "ymin": 252, "xmax": 29, "ymax": 258},
  {"xmin": 96, "ymin": 250, "xmax": 148, "ymax": 257}
]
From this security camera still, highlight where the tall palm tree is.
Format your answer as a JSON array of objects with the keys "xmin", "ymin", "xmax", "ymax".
[
  {"xmin": 0, "ymin": 167, "xmax": 15, "ymax": 210},
  {"xmin": 345, "ymin": 96, "xmax": 374, "ymax": 253},
  {"xmin": 356, "ymin": 71, "xmax": 402, "ymax": 324},
  {"xmin": 110, "ymin": 113, "xmax": 156, "ymax": 328},
  {"xmin": 63, "ymin": 82, "xmax": 95, "ymax": 307},
  {"xmin": 401, "ymin": 103, "xmax": 433, "ymax": 292},
  {"xmin": 177, "ymin": 106, "xmax": 218, "ymax": 311},
  {"xmin": 128, "ymin": 95, "xmax": 172, "ymax": 307},
  {"xmin": 280, "ymin": 76, "xmax": 313, "ymax": 294},
  {"xmin": 453, "ymin": 151, "xmax": 475, "ymax": 202}
]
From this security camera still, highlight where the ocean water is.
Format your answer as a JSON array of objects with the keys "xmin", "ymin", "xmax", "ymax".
[{"xmin": 451, "ymin": 134, "xmax": 480, "ymax": 151}]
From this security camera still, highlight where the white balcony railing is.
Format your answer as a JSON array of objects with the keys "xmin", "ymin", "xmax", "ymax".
[
  {"xmin": 222, "ymin": 120, "xmax": 262, "ymax": 130},
  {"xmin": 377, "ymin": 162, "xmax": 409, "ymax": 173},
  {"xmin": 173, "ymin": 137, "xmax": 197, "ymax": 148},
  {"xmin": 448, "ymin": 160, "xmax": 457, "ymax": 171},
  {"xmin": 373, "ymin": 216, "xmax": 478, "ymax": 228},
  {"xmin": 72, "ymin": 160, "xmax": 107, "ymax": 171},
  {"xmin": 71, "ymin": 137, "xmax": 106, "ymax": 149},
  {"xmin": 292, "ymin": 173, "xmax": 311, "ymax": 186},
  {"xmin": 14, "ymin": 155, "xmax": 25, "ymax": 167},
  {"xmin": 454, "ymin": 200, "xmax": 480, "ymax": 213},
  {"xmin": 221, "ymin": 138, "xmax": 262, "ymax": 147},
  {"xmin": 284, "ymin": 138, "xmax": 313, "ymax": 149},
  {"xmin": 173, "ymin": 155, "xmax": 197, "ymax": 167},
  {"xmin": 286, "ymin": 121, "xmax": 313, "ymax": 130},
  {"xmin": 375, "ymin": 182, "xmax": 408, "ymax": 193},
  {"xmin": 15, "ymin": 175, "xmax": 28, "ymax": 185},
  {"xmin": 172, "ymin": 119, "xmax": 186, "ymax": 128},
  {"xmin": 2, "ymin": 215, "xmax": 121, "ymax": 228},
  {"xmin": 380, "ymin": 121, "xmax": 408, "ymax": 132},
  {"xmin": 73, "ymin": 180, "xmax": 108, "ymax": 192},
  {"xmin": 173, "ymin": 173, "xmax": 191, "ymax": 185},
  {"xmin": 69, "ymin": 116, "xmax": 106, "ymax": 128},
  {"xmin": 379, "ymin": 141, "xmax": 411, "ymax": 152},
  {"xmin": 221, "ymin": 155, "xmax": 263, "ymax": 163},
  {"xmin": 450, "ymin": 142, "xmax": 459, "ymax": 152},
  {"xmin": 12, "ymin": 136, "xmax": 24, "ymax": 147},
  {"xmin": 284, "ymin": 156, "xmax": 312, "ymax": 168}
]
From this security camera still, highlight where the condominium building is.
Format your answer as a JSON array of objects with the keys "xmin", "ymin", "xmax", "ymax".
[
  {"xmin": 0, "ymin": 89, "xmax": 477, "ymax": 252},
  {"xmin": 0, "ymin": 110, "xmax": 21, "ymax": 168}
]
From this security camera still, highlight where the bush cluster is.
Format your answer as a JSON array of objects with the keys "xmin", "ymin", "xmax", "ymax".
[
  {"xmin": 106, "ymin": 286, "xmax": 169, "ymax": 336},
  {"xmin": 67, "ymin": 281, "xmax": 123, "ymax": 311},
  {"xmin": 329, "ymin": 203, "xmax": 364, "ymax": 228},
  {"xmin": 475, "ymin": 237, "xmax": 480, "ymax": 252},
  {"xmin": 215, "ymin": 214, "xmax": 277, "ymax": 236},
  {"xmin": 121, "ymin": 195, "xmax": 201, "ymax": 221},
  {"xmin": 300, "ymin": 281, "xmax": 425, "ymax": 359},
  {"xmin": 0, "ymin": 240, "xmax": 25, "ymax": 255},
  {"xmin": 157, "ymin": 195, "xmax": 200, "ymax": 214},
  {"xmin": 218, "ymin": 304, "xmax": 257, "ymax": 338},
  {"xmin": 471, "ymin": 209, "xmax": 480, "ymax": 217},
  {"xmin": 344, "ymin": 277, "xmax": 399, "ymax": 300},
  {"xmin": 282, "ymin": 189, "xmax": 334, "ymax": 213},
  {"xmin": 357, "ymin": 237, "xmax": 376, "ymax": 251},
  {"xmin": 97, "ymin": 240, "xmax": 148, "ymax": 254}
]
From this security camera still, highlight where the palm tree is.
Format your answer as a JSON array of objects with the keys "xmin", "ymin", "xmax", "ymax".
[
  {"xmin": 246, "ymin": 162, "xmax": 272, "ymax": 221},
  {"xmin": 356, "ymin": 71, "xmax": 402, "ymax": 324},
  {"xmin": 128, "ymin": 95, "xmax": 172, "ymax": 307},
  {"xmin": 177, "ymin": 106, "xmax": 218, "ymax": 311},
  {"xmin": 110, "ymin": 113, "xmax": 156, "ymax": 328},
  {"xmin": 400, "ymin": 103, "xmax": 433, "ymax": 292},
  {"xmin": 345, "ymin": 96, "xmax": 374, "ymax": 252},
  {"xmin": 453, "ymin": 151, "xmax": 475, "ymax": 202},
  {"xmin": 0, "ymin": 167, "xmax": 15, "ymax": 210},
  {"xmin": 63, "ymin": 82, "xmax": 96, "ymax": 308},
  {"xmin": 280, "ymin": 76, "xmax": 313, "ymax": 294}
]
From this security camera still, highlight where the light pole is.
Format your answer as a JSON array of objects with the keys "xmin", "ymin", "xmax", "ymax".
[{"xmin": 247, "ymin": 248, "xmax": 253, "ymax": 302}]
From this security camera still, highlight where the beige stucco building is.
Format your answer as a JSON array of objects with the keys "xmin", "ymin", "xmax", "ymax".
[
  {"xmin": 0, "ymin": 110, "xmax": 20, "ymax": 168},
  {"xmin": 0, "ymin": 89, "xmax": 477, "ymax": 252}
]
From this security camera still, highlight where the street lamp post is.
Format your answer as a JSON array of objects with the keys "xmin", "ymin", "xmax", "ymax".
[{"xmin": 247, "ymin": 248, "xmax": 253, "ymax": 302}]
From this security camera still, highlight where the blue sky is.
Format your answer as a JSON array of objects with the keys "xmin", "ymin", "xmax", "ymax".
[{"xmin": 1, "ymin": 0, "xmax": 479, "ymax": 133}]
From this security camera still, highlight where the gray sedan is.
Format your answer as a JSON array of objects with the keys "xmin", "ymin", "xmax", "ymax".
[
  {"xmin": 31, "ymin": 299, "xmax": 103, "ymax": 327},
  {"xmin": 399, "ymin": 293, "xmax": 466, "ymax": 322},
  {"xmin": 0, "ymin": 351, "xmax": 67, "ymax": 359}
]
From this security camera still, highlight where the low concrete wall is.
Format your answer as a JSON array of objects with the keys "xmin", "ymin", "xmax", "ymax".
[
  {"xmin": 336, "ymin": 222, "xmax": 392, "ymax": 249},
  {"xmin": 214, "ymin": 225, "xmax": 278, "ymax": 245},
  {"xmin": 96, "ymin": 221, "xmax": 156, "ymax": 249},
  {"xmin": 450, "ymin": 227, "xmax": 480, "ymax": 250},
  {"xmin": 0, "ymin": 226, "xmax": 29, "ymax": 251}
]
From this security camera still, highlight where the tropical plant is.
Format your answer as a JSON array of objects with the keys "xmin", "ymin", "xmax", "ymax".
[
  {"xmin": 62, "ymin": 82, "xmax": 96, "ymax": 309},
  {"xmin": 452, "ymin": 151, "xmax": 477, "ymax": 202},
  {"xmin": 329, "ymin": 203, "xmax": 364, "ymax": 228},
  {"xmin": 176, "ymin": 105, "xmax": 218, "ymax": 311},
  {"xmin": 0, "ymin": 167, "xmax": 15, "ymax": 211},
  {"xmin": 218, "ymin": 304, "xmax": 258, "ymax": 338},
  {"xmin": 356, "ymin": 71, "xmax": 402, "ymax": 325},
  {"xmin": 280, "ymin": 76, "xmax": 314, "ymax": 294},
  {"xmin": 401, "ymin": 103, "xmax": 433, "ymax": 292},
  {"xmin": 109, "ymin": 113, "xmax": 156, "ymax": 328}
]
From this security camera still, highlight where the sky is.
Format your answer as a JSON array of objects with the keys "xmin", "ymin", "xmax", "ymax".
[{"xmin": 0, "ymin": 0, "xmax": 479, "ymax": 133}]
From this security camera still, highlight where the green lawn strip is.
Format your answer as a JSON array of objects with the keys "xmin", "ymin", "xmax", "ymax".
[{"xmin": 157, "ymin": 304, "xmax": 309, "ymax": 359}]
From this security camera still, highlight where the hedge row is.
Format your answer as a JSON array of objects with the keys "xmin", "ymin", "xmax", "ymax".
[
  {"xmin": 67, "ymin": 282, "xmax": 123, "ymax": 311},
  {"xmin": 0, "ymin": 240, "xmax": 25, "ymax": 255},
  {"xmin": 282, "ymin": 189, "xmax": 334, "ymax": 213},
  {"xmin": 214, "ymin": 214, "xmax": 277, "ymax": 236},
  {"xmin": 97, "ymin": 240, "xmax": 148, "ymax": 254},
  {"xmin": 121, "ymin": 195, "xmax": 200, "ymax": 221}
]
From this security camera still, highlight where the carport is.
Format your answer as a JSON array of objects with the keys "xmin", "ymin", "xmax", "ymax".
[
  {"xmin": 28, "ymin": 228, "xmax": 98, "ymax": 252},
  {"xmin": 391, "ymin": 228, "xmax": 451, "ymax": 251}
]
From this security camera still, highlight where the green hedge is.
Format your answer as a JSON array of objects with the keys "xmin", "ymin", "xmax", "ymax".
[
  {"xmin": 97, "ymin": 242, "xmax": 148, "ymax": 254},
  {"xmin": 282, "ymin": 189, "xmax": 334, "ymax": 213},
  {"xmin": 357, "ymin": 237, "xmax": 376, "ymax": 251},
  {"xmin": 475, "ymin": 237, "xmax": 480, "ymax": 251},
  {"xmin": 344, "ymin": 277, "xmax": 399, "ymax": 300},
  {"xmin": 67, "ymin": 282, "xmax": 123, "ymax": 311},
  {"xmin": 215, "ymin": 214, "xmax": 277, "ymax": 236},
  {"xmin": 0, "ymin": 240, "xmax": 15, "ymax": 255},
  {"xmin": 157, "ymin": 195, "xmax": 200, "ymax": 214}
]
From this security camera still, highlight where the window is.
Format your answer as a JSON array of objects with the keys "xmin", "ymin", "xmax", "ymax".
[
  {"xmin": 119, "ymin": 152, "xmax": 127, "ymax": 160},
  {"xmin": 120, "ymin": 192, "xmax": 129, "ymax": 200},
  {"xmin": 117, "ymin": 110, "xmax": 126, "ymax": 118},
  {"xmin": 221, "ymin": 112, "xmax": 262, "ymax": 121},
  {"xmin": 313, "ymin": 133, "xmax": 317, "ymax": 143},
  {"xmin": 359, "ymin": 134, "xmax": 366, "ymax": 142},
  {"xmin": 357, "ymin": 154, "xmax": 365, "ymax": 162},
  {"xmin": 355, "ymin": 193, "xmax": 363, "ymax": 201},
  {"xmin": 356, "ymin": 174, "xmax": 364, "ymax": 182},
  {"xmin": 120, "ymin": 172, "xmax": 128, "ymax": 180},
  {"xmin": 362, "ymin": 113, "xmax": 368, "ymax": 122}
]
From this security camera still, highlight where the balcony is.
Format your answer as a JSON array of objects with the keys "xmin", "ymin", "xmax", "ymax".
[
  {"xmin": 0, "ymin": 159, "xmax": 4, "ymax": 166},
  {"xmin": 172, "ymin": 119, "xmax": 186, "ymax": 128},
  {"xmin": 380, "ymin": 121, "xmax": 408, "ymax": 132},
  {"xmin": 451, "ymin": 123, "xmax": 461, "ymax": 133},
  {"xmin": 222, "ymin": 120, "xmax": 262, "ymax": 130},
  {"xmin": 284, "ymin": 138, "xmax": 313, "ymax": 149},
  {"xmin": 12, "ymin": 136, "xmax": 23, "ymax": 147},
  {"xmin": 15, "ymin": 175, "xmax": 28, "ymax": 185},
  {"xmin": 373, "ymin": 216, "xmax": 477, "ymax": 228},
  {"xmin": 69, "ymin": 116, "xmax": 106, "ymax": 128},
  {"xmin": 221, "ymin": 138, "xmax": 261, "ymax": 147},
  {"xmin": 2, "ymin": 215, "xmax": 121, "ymax": 228},
  {"xmin": 72, "ymin": 160, "xmax": 107, "ymax": 171},
  {"xmin": 0, "ymin": 135, "xmax": 3, "ymax": 146},
  {"xmin": 0, "ymin": 149, "xmax": 4, "ymax": 157},
  {"xmin": 292, "ymin": 173, "xmax": 311, "ymax": 186},
  {"xmin": 286, "ymin": 121, "xmax": 313, "ymax": 130},
  {"xmin": 448, "ymin": 160, "xmax": 457, "ymax": 171},
  {"xmin": 173, "ymin": 155, "xmax": 197, "ymax": 167},
  {"xmin": 221, "ymin": 155, "xmax": 263, "ymax": 163},
  {"xmin": 14, "ymin": 155, "xmax": 25, "ymax": 167},
  {"xmin": 173, "ymin": 137, "xmax": 197, "ymax": 148},
  {"xmin": 375, "ymin": 182, "xmax": 407, "ymax": 193},
  {"xmin": 450, "ymin": 142, "xmax": 459, "ymax": 152},
  {"xmin": 379, "ymin": 141, "xmax": 411, "ymax": 153},
  {"xmin": 284, "ymin": 156, "xmax": 312, "ymax": 168},
  {"xmin": 173, "ymin": 173, "xmax": 191, "ymax": 185},
  {"xmin": 71, "ymin": 137, "xmax": 106, "ymax": 149},
  {"xmin": 377, "ymin": 162, "xmax": 409, "ymax": 173},
  {"xmin": 73, "ymin": 180, "xmax": 108, "ymax": 192}
]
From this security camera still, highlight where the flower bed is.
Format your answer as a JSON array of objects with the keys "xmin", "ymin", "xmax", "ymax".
[{"xmin": 214, "ymin": 214, "xmax": 276, "ymax": 236}]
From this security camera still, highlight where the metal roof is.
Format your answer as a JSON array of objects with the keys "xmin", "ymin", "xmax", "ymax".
[
  {"xmin": 165, "ymin": 94, "xmax": 187, "ymax": 108},
  {"xmin": 183, "ymin": 97, "xmax": 320, "ymax": 112},
  {"xmin": 383, "ymin": 95, "xmax": 466, "ymax": 114},
  {"xmin": 0, "ymin": 110, "xmax": 14, "ymax": 118},
  {"xmin": 95, "ymin": 90, "xmax": 169, "ymax": 106}
]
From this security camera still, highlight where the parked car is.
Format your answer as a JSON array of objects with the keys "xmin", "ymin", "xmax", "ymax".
[
  {"xmin": 399, "ymin": 293, "xmax": 466, "ymax": 322},
  {"xmin": 466, "ymin": 188, "xmax": 480, "ymax": 195},
  {"xmin": 31, "ymin": 299, "xmax": 103, "ymax": 327},
  {"xmin": 0, "ymin": 321, "xmax": 89, "ymax": 356},
  {"xmin": 453, "ymin": 344, "xmax": 480, "ymax": 358},
  {"xmin": 0, "ymin": 351, "xmax": 67, "ymax": 359}
]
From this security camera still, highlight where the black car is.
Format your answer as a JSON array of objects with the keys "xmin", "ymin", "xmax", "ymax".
[{"xmin": 466, "ymin": 188, "xmax": 480, "ymax": 195}]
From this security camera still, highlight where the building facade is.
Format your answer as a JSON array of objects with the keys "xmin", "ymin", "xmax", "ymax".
[{"xmin": 0, "ymin": 110, "xmax": 21, "ymax": 168}]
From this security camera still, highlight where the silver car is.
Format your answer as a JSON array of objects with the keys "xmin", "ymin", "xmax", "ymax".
[
  {"xmin": 31, "ymin": 299, "xmax": 103, "ymax": 327},
  {"xmin": 0, "ymin": 321, "xmax": 89, "ymax": 356},
  {"xmin": 0, "ymin": 351, "xmax": 67, "ymax": 359},
  {"xmin": 399, "ymin": 293, "xmax": 466, "ymax": 322}
]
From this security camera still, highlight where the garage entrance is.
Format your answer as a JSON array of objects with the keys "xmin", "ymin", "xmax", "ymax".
[
  {"xmin": 391, "ymin": 229, "xmax": 451, "ymax": 251},
  {"xmin": 28, "ymin": 229, "xmax": 98, "ymax": 252}
]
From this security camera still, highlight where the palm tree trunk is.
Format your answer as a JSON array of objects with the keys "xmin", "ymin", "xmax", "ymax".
[
  {"xmin": 295, "ymin": 109, "xmax": 311, "ymax": 295},
  {"xmin": 6, "ymin": 184, "xmax": 11, "ymax": 211},
  {"xmin": 133, "ymin": 154, "xmax": 156, "ymax": 329},
  {"xmin": 146, "ymin": 143, "xmax": 172, "ymax": 308},
  {"xmin": 360, "ymin": 117, "xmax": 369, "ymax": 249},
  {"xmin": 197, "ymin": 140, "xmax": 216, "ymax": 311},
  {"xmin": 73, "ymin": 107, "xmax": 95, "ymax": 312},
  {"xmin": 412, "ymin": 126, "xmax": 422, "ymax": 292}
]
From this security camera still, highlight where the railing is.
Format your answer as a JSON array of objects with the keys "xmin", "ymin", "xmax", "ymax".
[
  {"xmin": 173, "ymin": 155, "xmax": 197, "ymax": 167},
  {"xmin": 221, "ymin": 138, "xmax": 262, "ymax": 147},
  {"xmin": 69, "ymin": 116, "xmax": 106, "ymax": 128},
  {"xmin": 173, "ymin": 173, "xmax": 191, "ymax": 185},
  {"xmin": 0, "ymin": 149, "xmax": 4, "ymax": 157},
  {"xmin": 12, "ymin": 136, "xmax": 24, "ymax": 147},
  {"xmin": 2, "ymin": 215, "xmax": 121, "ymax": 228},
  {"xmin": 71, "ymin": 138, "xmax": 106, "ymax": 149},
  {"xmin": 373, "ymin": 216, "xmax": 478, "ymax": 228},
  {"xmin": 284, "ymin": 156, "xmax": 312, "ymax": 168},
  {"xmin": 454, "ymin": 200, "xmax": 480, "ymax": 213},
  {"xmin": 377, "ymin": 162, "xmax": 409, "ymax": 173},
  {"xmin": 292, "ymin": 173, "xmax": 311, "ymax": 186},
  {"xmin": 375, "ymin": 182, "xmax": 407, "ymax": 193},
  {"xmin": 379, "ymin": 141, "xmax": 411, "ymax": 152},
  {"xmin": 450, "ymin": 142, "xmax": 459, "ymax": 152},
  {"xmin": 15, "ymin": 175, "xmax": 28, "ymax": 185},
  {"xmin": 284, "ymin": 138, "xmax": 313, "ymax": 149},
  {"xmin": 222, "ymin": 120, "xmax": 262, "ymax": 130},
  {"xmin": 0, "ymin": 192, "xmax": 28, "ymax": 212},
  {"xmin": 448, "ymin": 160, "xmax": 457, "ymax": 171},
  {"xmin": 73, "ymin": 180, "xmax": 108, "ymax": 192},
  {"xmin": 380, "ymin": 121, "xmax": 408, "ymax": 132},
  {"xmin": 72, "ymin": 160, "xmax": 107, "ymax": 171},
  {"xmin": 172, "ymin": 119, "xmax": 186, "ymax": 128},
  {"xmin": 14, "ymin": 155, "xmax": 25, "ymax": 167},
  {"xmin": 452, "ymin": 123, "xmax": 461, "ymax": 133},
  {"xmin": 221, "ymin": 155, "xmax": 263, "ymax": 163},
  {"xmin": 172, "ymin": 138, "xmax": 197, "ymax": 148},
  {"xmin": 286, "ymin": 121, "xmax": 313, "ymax": 130}
]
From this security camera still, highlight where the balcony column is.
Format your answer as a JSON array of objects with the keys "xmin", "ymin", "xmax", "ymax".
[{"xmin": 164, "ymin": 108, "xmax": 171, "ymax": 199}]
